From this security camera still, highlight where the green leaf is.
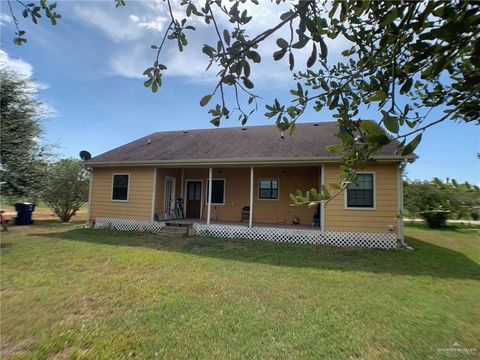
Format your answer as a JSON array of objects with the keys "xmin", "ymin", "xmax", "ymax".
[
  {"xmin": 402, "ymin": 134, "xmax": 422, "ymax": 155},
  {"xmin": 367, "ymin": 90, "xmax": 387, "ymax": 102},
  {"xmin": 400, "ymin": 78, "xmax": 413, "ymax": 94},
  {"xmin": 276, "ymin": 38, "xmax": 289, "ymax": 49},
  {"xmin": 243, "ymin": 77, "xmax": 254, "ymax": 89},
  {"xmin": 365, "ymin": 134, "xmax": 391, "ymax": 146},
  {"xmin": 292, "ymin": 36, "xmax": 309, "ymax": 49},
  {"xmin": 380, "ymin": 8, "xmax": 399, "ymax": 26},
  {"xmin": 335, "ymin": 130, "xmax": 354, "ymax": 143},
  {"xmin": 329, "ymin": 182, "xmax": 342, "ymax": 190},
  {"xmin": 200, "ymin": 94, "xmax": 212, "ymax": 107},
  {"xmin": 328, "ymin": 144, "xmax": 344, "ymax": 153},
  {"xmin": 143, "ymin": 79, "xmax": 152, "ymax": 88},
  {"xmin": 307, "ymin": 43, "xmax": 317, "ymax": 68},
  {"xmin": 359, "ymin": 120, "xmax": 386, "ymax": 136},
  {"xmin": 328, "ymin": 94, "xmax": 339, "ymax": 110},
  {"xmin": 381, "ymin": 111, "xmax": 399, "ymax": 133},
  {"xmin": 223, "ymin": 29, "xmax": 230, "ymax": 46},
  {"xmin": 248, "ymin": 51, "xmax": 261, "ymax": 63},
  {"xmin": 210, "ymin": 117, "xmax": 220, "ymax": 127},
  {"xmin": 319, "ymin": 37, "xmax": 328, "ymax": 59},
  {"xmin": 273, "ymin": 49, "xmax": 287, "ymax": 61}
]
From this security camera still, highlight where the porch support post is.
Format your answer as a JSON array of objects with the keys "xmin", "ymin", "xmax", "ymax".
[
  {"xmin": 249, "ymin": 166, "xmax": 254, "ymax": 228},
  {"xmin": 207, "ymin": 167, "xmax": 213, "ymax": 225},
  {"xmin": 320, "ymin": 164, "xmax": 325, "ymax": 234},
  {"xmin": 151, "ymin": 167, "xmax": 157, "ymax": 221},
  {"xmin": 180, "ymin": 168, "xmax": 185, "ymax": 198}
]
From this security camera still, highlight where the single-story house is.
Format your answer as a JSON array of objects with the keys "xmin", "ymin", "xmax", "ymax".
[{"xmin": 85, "ymin": 122, "xmax": 415, "ymax": 249}]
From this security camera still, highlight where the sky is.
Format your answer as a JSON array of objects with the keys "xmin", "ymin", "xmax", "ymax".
[{"xmin": 1, "ymin": 0, "xmax": 479, "ymax": 184}]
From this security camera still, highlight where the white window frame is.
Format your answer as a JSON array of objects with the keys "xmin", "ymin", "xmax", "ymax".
[
  {"xmin": 111, "ymin": 173, "xmax": 130, "ymax": 202},
  {"xmin": 344, "ymin": 171, "xmax": 376, "ymax": 210},
  {"xmin": 164, "ymin": 176, "xmax": 177, "ymax": 211},
  {"xmin": 257, "ymin": 178, "xmax": 280, "ymax": 201},
  {"xmin": 205, "ymin": 178, "xmax": 226, "ymax": 205}
]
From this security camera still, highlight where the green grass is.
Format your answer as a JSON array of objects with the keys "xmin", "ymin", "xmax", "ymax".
[{"xmin": 1, "ymin": 223, "xmax": 479, "ymax": 359}]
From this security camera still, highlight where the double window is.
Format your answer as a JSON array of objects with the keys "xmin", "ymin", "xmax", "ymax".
[
  {"xmin": 112, "ymin": 174, "xmax": 129, "ymax": 201},
  {"xmin": 346, "ymin": 173, "xmax": 375, "ymax": 208},
  {"xmin": 206, "ymin": 179, "xmax": 225, "ymax": 205},
  {"xmin": 259, "ymin": 179, "xmax": 279, "ymax": 200}
]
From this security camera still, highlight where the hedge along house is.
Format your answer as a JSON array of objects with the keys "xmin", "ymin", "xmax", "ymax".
[{"xmin": 85, "ymin": 122, "xmax": 415, "ymax": 249}]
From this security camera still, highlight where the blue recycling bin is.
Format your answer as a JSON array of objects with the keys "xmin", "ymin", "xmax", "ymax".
[{"xmin": 14, "ymin": 203, "xmax": 36, "ymax": 225}]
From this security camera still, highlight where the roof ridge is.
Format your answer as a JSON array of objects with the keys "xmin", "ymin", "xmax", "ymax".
[{"xmin": 153, "ymin": 121, "xmax": 337, "ymax": 135}]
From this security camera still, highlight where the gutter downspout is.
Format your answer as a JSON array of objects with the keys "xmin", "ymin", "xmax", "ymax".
[{"xmin": 397, "ymin": 161, "xmax": 413, "ymax": 250}]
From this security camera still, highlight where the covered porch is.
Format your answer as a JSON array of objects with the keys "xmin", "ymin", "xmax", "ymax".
[{"xmin": 152, "ymin": 165, "xmax": 325, "ymax": 231}]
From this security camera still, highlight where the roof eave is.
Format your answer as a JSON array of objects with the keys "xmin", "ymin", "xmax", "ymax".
[{"xmin": 85, "ymin": 155, "xmax": 416, "ymax": 167}]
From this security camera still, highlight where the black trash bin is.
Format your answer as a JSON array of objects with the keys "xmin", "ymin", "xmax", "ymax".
[{"xmin": 15, "ymin": 203, "xmax": 36, "ymax": 225}]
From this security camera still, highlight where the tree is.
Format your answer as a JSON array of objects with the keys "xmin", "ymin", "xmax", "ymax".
[
  {"xmin": 6, "ymin": 0, "xmax": 480, "ymax": 189},
  {"xmin": 41, "ymin": 159, "xmax": 89, "ymax": 222},
  {"xmin": 0, "ymin": 70, "xmax": 49, "ymax": 201},
  {"xmin": 404, "ymin": 177, "xmax": 480, "ymax": 228}
]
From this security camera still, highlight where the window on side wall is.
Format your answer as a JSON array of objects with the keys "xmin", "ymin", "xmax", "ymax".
[
  {"xmin": 346, "ymin": 173, "xmax": 375, "ymax": 208},
  {"xmin": 206, "ymin": 179, "xmax": 225, "ymax": 205},
  {"xmin": 259, "ymin": 179, "xmax": 279, "ymax": 200},
  {"xmin": 112, "ymin": 174, "xmax": 129, "ymax": 201}
]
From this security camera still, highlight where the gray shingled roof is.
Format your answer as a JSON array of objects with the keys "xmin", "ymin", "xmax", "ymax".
[{"xmin": 86, "ymin": 122, "xmax": 406, "ymax": 165}]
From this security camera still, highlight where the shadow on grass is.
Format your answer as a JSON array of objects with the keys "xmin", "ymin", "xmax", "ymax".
[{"xmin": 32, "ymin": 228, "xmax": 480, "ymax": 280}]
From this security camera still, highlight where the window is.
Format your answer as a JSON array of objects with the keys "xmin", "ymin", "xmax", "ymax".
[
  {"xmin": 112, "ymin": 174, "xmax": 129, "ymax": 201},
  {"xmin": 206, "ymin": 179, "xmax": 225, "ymax": 205},
  {"xmin": 259, "ymin": 179, "xmax": 279, "ymax": 200},
  {"xmin": 346, "ymin": 173, "xmax": 374, "ymax": 208}
]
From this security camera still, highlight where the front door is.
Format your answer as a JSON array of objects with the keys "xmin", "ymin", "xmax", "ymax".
[{"xmin": 186, "ymin": 181, "xmax": 202, "ymax": 218}]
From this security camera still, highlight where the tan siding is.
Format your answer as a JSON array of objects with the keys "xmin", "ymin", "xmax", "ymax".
[
  {"xmin": 90, "ymin": 164, "xmax": 400, "ymax": 234},
  {"xmin": 183, "ymin": 167, "xmax": 319, "ymax": 225},
  {"xmin": 324, "ymin": 163, "xmax": 399, "ymax": 233},
  {"xmin": 90, "ymin": 167, "xmax": 154, "ymax": 221}
]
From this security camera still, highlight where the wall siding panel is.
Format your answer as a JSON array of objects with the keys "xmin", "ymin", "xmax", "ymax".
[
  {"xmin": 90, "ymin": 167, "xmax": 154, "ymax": 221},
  {"xmin": 324, "ymin": 163, "xmax": 399, "ymax": 233}
]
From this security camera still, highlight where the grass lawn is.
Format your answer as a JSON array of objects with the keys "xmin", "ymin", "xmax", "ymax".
[{"xmin": 1, "ymin": 223, "xmax": 479, "ymax": 359}]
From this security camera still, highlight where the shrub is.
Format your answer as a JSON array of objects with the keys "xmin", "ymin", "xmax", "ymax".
[
  {"xmin": 41, "ymin": 159, "xmax": 89, "ymax": 222},
  {"xmin": 420, "ymin": 210, "xmax": 449, "ymax": 228}
]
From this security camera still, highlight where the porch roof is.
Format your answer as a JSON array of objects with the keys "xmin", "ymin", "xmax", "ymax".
[{"xmin": 86, "ymin": 122, "xmax": 415, "ymax": 166}]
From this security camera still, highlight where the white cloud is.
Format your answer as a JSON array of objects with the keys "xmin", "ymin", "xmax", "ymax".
[
  {"xmin": 0, "ymin": 49, "xmax": 58, "ymax": 117},
  {"xmin": 137, "ymin": 16, "xmax": 168, "ymax": 32},
  {"xmin": 73, "ymin": 1, "xmax": 350, "ymax": 86},
  {"xmin": 73, "ymin": 3, "xmax": 165, "ymax": 43},
  {"xmin": 0, "ymin": 49, "xmax": 33, "ymax": 78},
  {"xmin": 0, "ymin": 13, "xmax": 12, "ymax": 25},
  {"xmin": 129, "ymin": 14, "xmax": 140, "ymax": 23}
]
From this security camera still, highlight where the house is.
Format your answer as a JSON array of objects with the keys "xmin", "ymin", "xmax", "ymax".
[{"xmin": 85, "ymin": 122, "xmax": 415, "ymax": 249}]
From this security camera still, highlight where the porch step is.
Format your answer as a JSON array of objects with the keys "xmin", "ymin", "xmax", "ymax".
[
  {"xmin": 158, "ymin": 225, "xmax": 195, "ymax": 237},
  {"xmin": 165, "ymin": 220, "xmax": 194, "ymax": 228}
]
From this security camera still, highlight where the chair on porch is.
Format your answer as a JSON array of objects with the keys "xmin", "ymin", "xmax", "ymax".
[{"xmin": 240, "ymin": 206, "xmax": 250, "ymax": 222}]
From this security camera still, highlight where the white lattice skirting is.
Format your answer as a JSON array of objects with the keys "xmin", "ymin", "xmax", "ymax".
[
  {"xmin": 92, "ymin": 217, "xmax": 398, "ymax": 249},
  {"xmin": 94, "ymin": 217, "xmax": 165, "ymax": 233},
  {"xmin": 195, "ymin": 224, "xmax": 398, "ymax": 249}
]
